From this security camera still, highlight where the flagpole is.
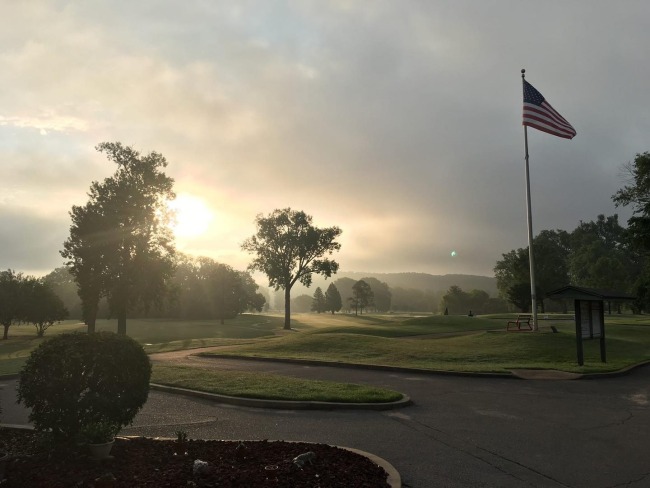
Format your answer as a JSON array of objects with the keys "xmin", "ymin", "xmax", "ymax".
[{"xmin": 521, "ymin": 69, "xmax": 538, "ymax": 331}]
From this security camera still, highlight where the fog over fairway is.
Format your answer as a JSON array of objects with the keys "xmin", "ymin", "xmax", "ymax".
[{"xmin": 0, "ymin": 1, "xmax": 646, "ymax": 278}]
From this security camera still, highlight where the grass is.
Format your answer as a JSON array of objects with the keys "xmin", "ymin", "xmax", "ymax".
[
  {"xmin": 151, "ymin": 364, "xmax": 403, "ymax": 403},
  {"xmin": 3, "ymin": 312, "xmax": 650, "ymax": 381},
  {"xmin": 204, "ymin": 313, "xmax": 650, "ymax": 374},
  {"xmin": 0, "ymin": 315, "xmax": 281, "ymax": 375}
]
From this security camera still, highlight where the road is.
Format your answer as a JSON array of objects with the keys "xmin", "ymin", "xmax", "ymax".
[{"xmin": 2, "ymin": 355, "xmax": 649, "ymax": 487}]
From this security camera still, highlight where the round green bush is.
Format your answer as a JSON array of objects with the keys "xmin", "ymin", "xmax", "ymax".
[{"xmin": 17, "ymin": 332, "xmax": 151, "ymax": 442}]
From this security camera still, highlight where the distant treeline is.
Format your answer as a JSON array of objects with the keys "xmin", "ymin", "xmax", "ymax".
[{"xmin": 283, "ymin": 276, "xmax": 507, "ymax": 315}]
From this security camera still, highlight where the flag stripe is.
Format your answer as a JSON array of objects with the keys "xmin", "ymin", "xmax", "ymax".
[
  {"xmin": 522, "ymin": 79, "xmax": 576, "ymax": 139},
  {"xmin": 523, "ymin": 104, "xmax": 576, "ymax": 136}
]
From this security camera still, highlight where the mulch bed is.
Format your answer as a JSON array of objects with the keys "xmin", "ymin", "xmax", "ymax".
[{"xmin": 0, "ymin": 428, "xmax": 391, "ymax": 487}]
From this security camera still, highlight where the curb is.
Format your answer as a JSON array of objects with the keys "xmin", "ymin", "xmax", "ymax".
[{"xmin": 150, "ymin": 383, "xmax": 412, "ymax": 411}]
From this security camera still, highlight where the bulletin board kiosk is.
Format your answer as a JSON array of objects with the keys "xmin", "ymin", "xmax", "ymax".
[{"xmin": 546, "ymin": 286, "xmax": 635, "ymax": 366}]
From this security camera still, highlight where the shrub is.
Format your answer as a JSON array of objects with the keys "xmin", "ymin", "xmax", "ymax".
[{"xmin": 17, "ymin": 332, "xmax": 151, "ymax": 443}]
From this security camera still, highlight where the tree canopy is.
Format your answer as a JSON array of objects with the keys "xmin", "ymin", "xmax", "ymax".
[
  {"xmin": 325, "ymin": 283, "xmax": 342, "ymax": 314},
  {"xmin": 349, "ymin": 280, "xmax": 374, "ymax": 315},
  {"xmin": 62, "ymin": 142, "xmax": 176, "ymax": 334},
  {"xmin": 242, "ymin": 208, "xmax": 342, "ymax": 329}
]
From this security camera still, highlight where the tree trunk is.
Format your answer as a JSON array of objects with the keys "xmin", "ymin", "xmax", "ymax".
[
  {"xmin": 117, "ymin": 306, "xmax": 127, "ymax": 335},
  {"xmin": 284, "ymin": 287, "xmax": 291, "ymax": 330},
  {"xmin": 2, "ymin": 324, "xmax": 8, "ymax": 340},
  {"xmin": 86, "ymin": 303, "xmax": 98, "ymax": 334},
  {"xmin": 87, "ymin": 316, "xmax": 96, "ymax": 334}
]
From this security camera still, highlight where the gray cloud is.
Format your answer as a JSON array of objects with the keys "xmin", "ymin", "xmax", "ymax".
[{"xmin": 1, "ymin": 1, "xmax": 648, "ymax": 280}]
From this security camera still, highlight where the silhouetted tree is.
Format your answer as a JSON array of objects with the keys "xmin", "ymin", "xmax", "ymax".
[
  {"xmin": 22, "ymin": 278, "xmax": 68, "ymax": 337},
  {"xmin": 0, "ymin": 269, "xmax": 23, "ymax": 340},
  {"xmin": 242, "ymin": 208, "xmax": 341, "ymax": 329},
  {"xmin": 349, "ymin": 280, "xmax": 374, "ymax": 315},
  {"xmin": 613, "ymin": 152, "xmax": 650, "ymax": 251},
  {"xmin": 311, "ymin": 287, "xmax": 326, "ymax": 313},
  {"xmin": 507, "ymin": 283, "xmax": 540, "ymax": 312},
  {"xmin": 325, "ymin": 283, "xmax": 342, "ymax": 315},
  {"xmin": 62, "ymin": 142, "xmax": 176, "ymax": 335},
  {"xmin": 361, "ymin": 277, "xmax": 391, "ymax": 312}
]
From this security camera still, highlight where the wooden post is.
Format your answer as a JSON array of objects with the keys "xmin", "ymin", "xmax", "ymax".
[{"xmin": 574, "ymin": 299, "xmax": 584, "ymax": 366}]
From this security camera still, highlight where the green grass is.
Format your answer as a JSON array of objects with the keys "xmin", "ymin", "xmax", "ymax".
[
  {"xmin": 3, "ymin": 313, "xmax": 650, "ymax": 380},
  {"xmin": 204, "ymin": 314, "xmax": 650, "ymax": 374},
  {"xmin": 151, "ymin": 364, "xmax": 403, "ymax": 403},
  {"xmin": 0, "ymin": 315, "xmax": 282, "ymax": 375}
]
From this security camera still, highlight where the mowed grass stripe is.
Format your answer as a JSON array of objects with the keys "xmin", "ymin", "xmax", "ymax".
[{"xmin": 151, "ymin": 364, "xmax": 403, "ymax": 403}]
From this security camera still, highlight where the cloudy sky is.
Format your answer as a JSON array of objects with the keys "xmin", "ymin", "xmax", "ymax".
[{"xmin": 2, "ymin": 1, "xmax": 648, "ymax": 280}]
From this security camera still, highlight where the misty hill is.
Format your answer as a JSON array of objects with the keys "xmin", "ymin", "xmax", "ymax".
[{"xmin": 288, "ymin": 271, "xmax": 498, "ymax": 297}]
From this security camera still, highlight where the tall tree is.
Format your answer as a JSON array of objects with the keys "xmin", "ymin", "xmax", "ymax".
[
  {"xmin": 494, "ymin": 230, "xmax": 570, "ymax": 312},
  {"xmin": 62, "ymin": 142, "xmax": 176, "ymax": 335},
  {"xmin": 349, "ymin": 280, "xmax": 374, "ymax": 315},
  {"xmin": 311, "ymin": 287, "xmax": 326, "ymax": 313},
  {"xmin": 568, "ymin": 215, "xmax": 633, "ymax": 291},
  {"xmin": 613, "ymin": 152, "xmax": 650, "ymax": 250},
  {"xmin": 242, "ymin": 208, "xmax": 342, "ymax": 330},
  {"xmin": 61, "ymin": 204, "xmax": 107, "ymax": 332},
  {"xmin": 325, "ymin": 283, "xmax": 342, "ymax": 315}
]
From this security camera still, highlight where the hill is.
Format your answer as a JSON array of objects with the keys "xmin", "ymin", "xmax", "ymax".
[{"xmin": 286, "ymin": 271, "xmax": 497, "ymax": 298}]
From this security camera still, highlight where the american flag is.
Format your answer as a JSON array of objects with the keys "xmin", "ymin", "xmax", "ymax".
[{"xmin": 522, "ymin": 80, "xmax": 576, "ymax": 139}]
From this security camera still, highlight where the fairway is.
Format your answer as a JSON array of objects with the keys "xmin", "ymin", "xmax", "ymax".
[{"xmin": 1, "ymin": 313, "xmax": 650, "ymax": 376}]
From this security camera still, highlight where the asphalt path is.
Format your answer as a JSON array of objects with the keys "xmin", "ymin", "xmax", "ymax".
[{"xmin": 2, "ymin": 356, "xmax": 650, "ymax": 488}]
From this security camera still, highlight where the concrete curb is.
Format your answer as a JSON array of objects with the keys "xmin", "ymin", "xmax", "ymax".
[{"xmin": 150, "ymin": 383, "xmax": 412, "ymax": 411}]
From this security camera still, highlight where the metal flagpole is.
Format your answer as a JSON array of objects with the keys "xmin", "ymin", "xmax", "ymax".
[{"xmin": 521, "ymin": 69, "xmax": 538, "ymax": 331}]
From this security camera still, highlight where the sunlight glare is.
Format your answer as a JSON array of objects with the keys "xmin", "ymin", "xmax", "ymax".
[{"xmin": 168, "ymin": 194, "xmax": 214, "ymax": 238}]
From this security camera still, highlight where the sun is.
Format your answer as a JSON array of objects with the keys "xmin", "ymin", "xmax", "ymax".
[{"xmin": 168, "ymin": 194, "xmax": 214, "ymax": 238}]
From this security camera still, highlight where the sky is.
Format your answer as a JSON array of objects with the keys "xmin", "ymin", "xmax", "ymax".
[{"xmin": 1, "ymin": 0, "xmax": 648, "ymax": 280}]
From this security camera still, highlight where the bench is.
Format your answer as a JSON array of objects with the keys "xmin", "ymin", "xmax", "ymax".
[{"xmin": 507, "ymin": 314, "xmax": 532, "ymax": 331}]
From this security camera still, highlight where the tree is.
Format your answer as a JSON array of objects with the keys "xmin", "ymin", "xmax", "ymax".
[
  {"xmin": 325, "ymin": 283, "xmax": 342, "ymax": 314},
  {"xmin": 361, "ymin": 277, "xmax": 391, "ymax": 312},
  {"xmin": 206, "ymin": 262, "xmax": 240, "ymax": 325},
  {"xmin": 440, "ymin": 285, "xmax": 469, "ymax": 315},
  {"xmin": 61, "ymin": 203, "xmax": 108, "ymax": 333},
  {"xmin": 613, "ymin": 152, "xmax": 650, "ymax": 250},
  {"xmin": 236, "ymin": 271, "xmax": 266, "ymax": 313},
  {"xmin": 43, "ymin": 267, "xmax": 82, "ymax": 319},
  {"xmin": 332, "ymin": 277, "xmax": 356, "ymax": 311},
  {"xmin": 506, "ymin": 283, "xmax": 533, "ymax": 312},
  {"xmin": 62, "ymin": 142, "xmax": 176, "ymax": 335},
  {"xmin": 311, "ymin": 287, "xmax": 326, "ymax": 313},
  {"xmin": 349, "ymin": 280, "xmax": 374, "ymax": 315},
  {"xmin": 494, "ymin": 229, "xmax": 570, "ymax": 313},
  {"xmin": 568, "ymin": 215, "xmax": 634, "ymax": 292},
  {"xmin": 292, "ymin": 294, "xmax": 314, "ymax": 313},
  {"xmin": 23, "ymin": 279, "xmax": 68, "ymax": 337},
  {"xmin": 242, "ymin": 208, "xmax": 342, "ymax": 330},
  {"xmin": 0, "ymin": 269, "xmax": 23, "ymax": 340}
]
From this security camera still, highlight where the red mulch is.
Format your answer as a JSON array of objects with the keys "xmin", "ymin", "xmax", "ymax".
[{"xmin": 0, "ymin": 428, "xmax": 390, "ymax": 487}]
